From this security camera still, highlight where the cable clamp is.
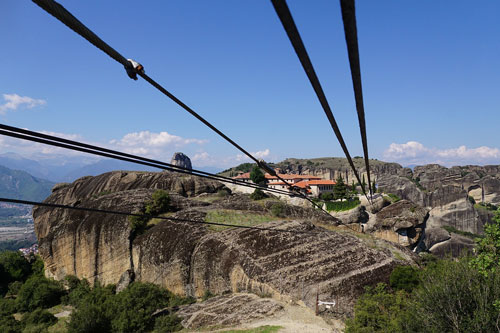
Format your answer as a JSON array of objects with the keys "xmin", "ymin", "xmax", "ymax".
[
  {"xmin": 125, "ymin": 59, "xmax": 145, "ymax": 80},
  {"xmin": 258, "ymin": 159, "xmax": 277, "ymax": 176}
]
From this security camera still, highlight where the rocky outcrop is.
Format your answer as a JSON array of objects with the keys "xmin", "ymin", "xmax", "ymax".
[
  {"xmin": 170, "ymin": 152, "xmax": 192, "ymax": 170},
  {"xmin": 33, "ymin": 170, "xmax": 415, "ymax": 315},
  {"xmin": 367, "ymin": 200, "xmax": 428, "ymax": 247},
  {"xmin": 177, "ymin": 293, "xmax": 284, "ymax": 329}
]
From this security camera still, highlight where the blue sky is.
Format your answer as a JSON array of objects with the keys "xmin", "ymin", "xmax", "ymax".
[{"xmin": 1, "ymin": 0, "xmax": 499, "ymax": 169}]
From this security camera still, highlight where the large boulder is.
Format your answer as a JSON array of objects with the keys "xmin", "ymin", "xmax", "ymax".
[
  {"xmin": 170, "ymin": 152, "xmax": 192, "ymax": 170},
  {"xmin": 370, "ymin": 200, "xmax": 428, "ymax": 247}
]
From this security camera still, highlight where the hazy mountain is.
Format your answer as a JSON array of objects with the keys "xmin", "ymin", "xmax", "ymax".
[
  {"xmin": 0, "ymin": 164, "xmax": 54, "ymax": 201},
  {"xmin": 60, "ymin": 159, "xmax": 157, "ymax": 182},
  {"xmin": 0, "ymin": 152, "xmax": 85, "ymax": 182}
]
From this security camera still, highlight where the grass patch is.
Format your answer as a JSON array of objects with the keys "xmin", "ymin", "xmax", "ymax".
[
  {"xmin": 384, "ymin": 193, "xmax": 401, "ymax": 203},
  {"xmin": 193, "ymin": 194, "xmax": 221, "ymax": 204},
  {"xmin": 442, "ymin": 226, "xmax": 484, "ymax": 239},
  {"xmin": 474, "ymin": 202, "xmax": 498, "ymax": 212},
  {"xmin": 324, "ymin": 198, "xmax": 360, "ymax": 212},
  {"xmin": 47, "ymin": 317, "xmax": 70, "ymax": 333},
  {"xmin": 205, "ymin": 210, "xmax": 279, "ymax": 232},
  {"xmin": 148, "ymin": 212, "xmax": 175, "ymax": 226},
  {"xmin": 220, "ymin": 326, "xmax": 283, "ymax": 333}
]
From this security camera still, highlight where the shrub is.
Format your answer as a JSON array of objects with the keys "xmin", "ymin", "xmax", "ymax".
[
  {"xmin": 270, "ymin": 203, "xmax": 285, "ymax": 217},
  {"xmin": 320, "ymin": 192, "xmax": 334, "ymax": 201},
  {"xmin": 250, "ymin": 166, "xmax": 266, "ymax": 186},
  {"xmin": 202, "ymin": 290, "xmax": 215, "ymax": 301},
  {"xmin": 0, "ymin": 250, "xmax": 32, "ymax": 285},
  {"xmin": 110, "ymin": 282, "xmax": 173, "ymax": 332},
  {"xmin": 154, "ymin": 314, "xmax": 183, "ymax": 332},
  {"xmin": 0, "ymin": 298, "xmax": 17, "ymax": 316},
  {"xmin": 21, "ymin": 308, "xmax": 57, "ymax": 327},
  {"xmin": 345, "ymin": 283, "xmax": 411, "ymax": 333},
  {"xmin": 217, "ymin": 188, "xmax": 231, "ymax": 197},
  {"xmin": 325, "ymin": 198, "xmax": 360, "ymax": 212},
  {"xmin": 0, "ymin": 314, "xmax": 22, "ymax": 333},
  {"xmin": 145, "ymin": 190, "xmax": 171, "ymax": 216},
  {"xmin": 250, "ymin": 188, "xmax": 267, "ymax": 201},
  {"xmin": 68, "ymin": 303, "xmax": 113, "ymax": 333},
  {"xmin": 30, "ymin": 256, "xmax": 44, "ymax": 277},
  {"xmin": 7, "ymin": 280, "xmax": 22, "ymax": 296},
  {"xmin": 16, "ymin": 275, "xmax": 65, "ymax": 312},
  {"xmin": 468, "ymin": 195, "xmax": 476, "ymax": 205},
  {"xmin": 389, "ymin": 266, "xmax": 419, "ymax": 292}
]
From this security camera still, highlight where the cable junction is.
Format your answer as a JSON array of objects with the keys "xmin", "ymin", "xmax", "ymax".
[{"xmin": 270, "ymin": 0, "xmax": 370, "ymax": 202}]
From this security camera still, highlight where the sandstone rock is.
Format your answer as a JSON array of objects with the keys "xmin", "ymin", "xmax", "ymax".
[
  {"xmin": 177, "ymin": 293, "xmax": 284, "ymax": 329},
  {"xmin": 329, "ymin": 205, "xmax": 368, "ymax": 225},
  {"xmin": 371, "ymin": 200, "xmax": 428, "ymax": 247},
  {"xmin": 427, "ymin": 196, "xmax": 481, "ymax": 234},
  {"xmin": 423, "ymin": 227, "xmax": 451, "ymax": 250},
  {"xmin": 428, "ymin": 233, "xmax": 475, "ymax": 257},
  {"xmin": 34, "ymin": 171, "xmax": 415, "ymax": 315},
  {"xmin": 170, "ymin": 152, "xmax": 192, "ymax": 170}
]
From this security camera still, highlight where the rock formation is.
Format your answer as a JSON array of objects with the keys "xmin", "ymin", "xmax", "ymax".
[
  {"xmin": 33, "ymin": 170, "xmax": 415, "ymax": 315},
  {"xmin": 170, "ymin": 152, "xmax": 192, "ymax": 170}
]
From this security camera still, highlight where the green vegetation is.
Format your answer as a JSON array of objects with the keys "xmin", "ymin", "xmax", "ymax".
[
  {"xmin": 384, "ymin": 193, "xmax": 401, "ymax": 203},
  {"xmin": 389, "ymin": 266, "xmax": 419, "ymax": 292},
  {"xmin": 475, "ymin": 202, "xmax": 498, "ymax": 212},
  {"xmin": 468, "ymin": 195, "xmax": 476, "ymax": 205},
  {"xmin": 217, "ymin": 188, "xmax": 231, "ymax": 197},
  {"xmin": 205, "ymin": 209, "xmax": 278, "ymax": 232},
  {"xmin": 250, "ymin": 166, "xmax": 266, "ymax": 186},
  {"xmin": 442, "ymin": 225, "xmax": 484, "ymax": 239},
  {"xmin": 219, "ymin": 162, "xmax": 255, "ymax": 177},
  {"xmin": 270, "ymin": 203, "xmax": 285, "ymax": 218},
  {"xmin": 0, "ymin": 165, "xmax": 54, "ymax": 202},
  {"xmin": 325, "ymin": 198, "xmax": 360, "ymax": 212},
  {"xmin": 250, "ymin": 188, "xmax": 267, "ymax": 201},
  {"xmin": 0, "ymin": 250, "xmax": 193, "ymax": 332},
  {"xmin": 470, "ymin": 208, "xmax": 500, "ymax": 276},
  {"xmin": 347, "ymin": 208, "xmax": 500, "ymax": 332},
  {"xmin": 129, "ymin": 190, "xmax": 172, "ymax": 238},
  {"xmin": 333, "ymin": 176, "xmax": 347, "ymax": 201}
]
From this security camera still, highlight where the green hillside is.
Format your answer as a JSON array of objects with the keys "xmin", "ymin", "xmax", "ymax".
[{"xmin": 0, "ymin": 165, "xmax": 54, "ymax": 202}]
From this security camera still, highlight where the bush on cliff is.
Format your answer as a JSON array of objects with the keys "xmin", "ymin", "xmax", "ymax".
[
  {"xmin": 67, "ymin": 280, "xmax": 188, "ymax": 333},
  {"xmin": 16, "ymin": 275, "xmax": 65, "ymax": 312},
  {"xmin": 250, "ymin": 188, "xmax": 267, "ymax": 201},
  {"xmin": 347, "ymin": 256, "xmax": 500, "ymax": 332},
  {"xmin": 129, "ymin": 190, "xmax": 172, "ymax": 238}
]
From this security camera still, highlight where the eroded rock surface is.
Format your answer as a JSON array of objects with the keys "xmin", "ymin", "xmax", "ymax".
[
  {"xmin": 368, "ymin": 200, "xmax": 428, "ymax": 247},
  {"xmin": 33, "ymin": 170, "xmax": 414, "ymax": 315},
  {"xmin": 177, "ymin": 293, "xmax": 284, "ymax": 329}
]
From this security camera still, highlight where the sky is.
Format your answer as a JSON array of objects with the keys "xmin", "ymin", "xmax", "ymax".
[{"xmin": 1, "ymin": 0, "xmax": 499, "ymax": 170}]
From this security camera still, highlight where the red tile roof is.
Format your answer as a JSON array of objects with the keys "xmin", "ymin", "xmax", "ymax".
[{"xmin": 306, "ymin": 180, "xmax": 337, "ymax": 186}]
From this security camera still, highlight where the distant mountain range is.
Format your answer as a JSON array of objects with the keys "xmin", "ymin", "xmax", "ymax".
[
  {"xmin": 0, "ymin": 164, "xmax": 54, "ymax": 202},
  {"xmin": 0, "ymin": 153, "xmax": 223, "ymax": 183}
]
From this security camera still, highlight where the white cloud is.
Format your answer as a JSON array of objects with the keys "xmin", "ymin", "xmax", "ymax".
[
  {"xmin": 384, "ymin": 141, "xmax": 500, "ymax": 166},
  {"xmin": 192, "ymin": 152, "xmax": 210, "ymax": 161},
  {"xmin": 236, "ymin": 148, "xmax": 270, "ymax": 162},
  {"xmin": 108, "ymin": 131, "xmax": 207, "ymax": 159},
  {"xmin": 0, "ymin": 94, "xmax": 46, "ymax": 115},
  {"xmin": 0, "ymin": 128, "xmax": 208, "ymax": 164}
]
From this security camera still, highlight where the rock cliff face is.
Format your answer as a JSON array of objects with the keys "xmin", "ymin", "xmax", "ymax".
[
  {"xmin": 170, "ymin": 152, "xmax": 192, "ymax": 170},
  {"xmin": 33, "ymin": 170, "xmax": 414, "ymax": 315}
]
